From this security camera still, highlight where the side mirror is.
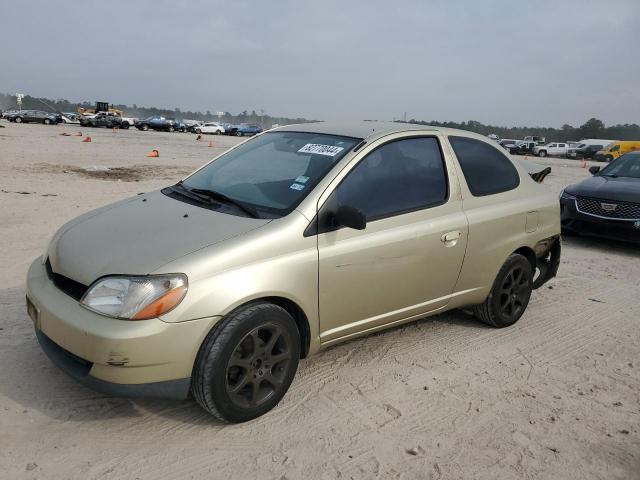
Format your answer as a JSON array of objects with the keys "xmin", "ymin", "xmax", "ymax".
[
  {"xmin": 589, "ymin": 166, "xmax": 601, "ymax": 175},
  {"xmin": 333, "ymin": 205, "xmax": 366, "ymax": 230}
]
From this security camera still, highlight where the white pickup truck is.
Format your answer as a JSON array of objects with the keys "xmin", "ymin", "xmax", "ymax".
[{"xmin": 533, "ymin": 142, "xmax": 569, "ymax": 157}]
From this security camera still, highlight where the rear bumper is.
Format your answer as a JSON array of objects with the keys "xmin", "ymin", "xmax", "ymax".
[
  {"xmin": 560, "ymin": 198, "xmax": 640, "ymax": 243},
  {"xmin": 26, "ymin": 258, "xmax": 220, "ymax": 398}
]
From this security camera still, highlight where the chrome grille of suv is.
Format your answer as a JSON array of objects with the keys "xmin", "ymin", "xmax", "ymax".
[{"xmin": 576, "ymin": 196, "xmax": 640, "ymax": 220}]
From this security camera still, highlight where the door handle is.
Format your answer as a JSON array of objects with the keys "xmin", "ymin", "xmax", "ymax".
[{"xmin": 441, "ymin": 231, "xmax": 461, "ymax": 244}]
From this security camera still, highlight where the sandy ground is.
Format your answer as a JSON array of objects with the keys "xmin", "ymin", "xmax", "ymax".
[{"xmin": 0, "ymin": 122, "xmax": 638, "ymax": 480}]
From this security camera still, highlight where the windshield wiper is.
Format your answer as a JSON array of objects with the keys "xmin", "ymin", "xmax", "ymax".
[
  {"xmin": 189, "ymin": 188, "xmax": 260, "ymax": 218},
  {"xmin": 170, "ymin": 182, "xmax": 213, "ymax": 204}
]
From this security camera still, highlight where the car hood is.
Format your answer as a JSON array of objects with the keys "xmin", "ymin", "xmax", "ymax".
[
  {"xmin": 565, "ymin": 175, "xmax": 640, "ymax": 203},
  {"xmin": 47, "ymin": 190, "xmax": 271, "ymax": 286}
]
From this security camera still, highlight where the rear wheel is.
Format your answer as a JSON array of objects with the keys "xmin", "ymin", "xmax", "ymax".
[
  {"xmin": 192, "ymin": 302, "xmax": 300, "ymax": 423},
  {"xmin": 168, "ymin": 125, "xmax": 175, "ymax": 132},
  {"xmin": 605, "ymin": 155, "xmax": 613, "ymax": 162},
  {"xmin": 538, "ymin": 150, "xmax": 547, "ymax": 157},
  {"xmin": 43, "ymin": 118, "xmax": 51, "ymax": 125},
  {"xmin": 473, "ymin": 254, "xmax": 533, "ymax": 328},
  {"xmin": 141, "ymin": 124, "xmax": 149, "ymax": 131},
  {"xmin": 236, "ymin": 130, "xmax": 243, "ymax": 137},
  {"xmin": 15, "ymin": 116, "xmax": 23, "ymax": 123}
]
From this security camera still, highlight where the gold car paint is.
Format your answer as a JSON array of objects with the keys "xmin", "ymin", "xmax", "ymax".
[{"xmin": 27, "ymin": 124, "xmax": 561, "ymax": 387}]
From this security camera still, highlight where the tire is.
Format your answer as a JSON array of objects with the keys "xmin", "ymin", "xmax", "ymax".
[
  {"xmin": 195, "ymin": 128, "xmax": 202, "ymax": 134},
  {"xmin": 43, "ymin": 118, "xmax": 51, "ymax": 125},
  {"xmin": 192, "ymin": 302, "xmax": 300, "ymax": 423},
  {"xmin": 605, "ymin": 155, "xmax": 613, "ymax": 162},
  {"xmin": 236, "ymin": 130, "xmax": 243, "ymax": 137},
  {"xmin": 15, "ymin": 116, "xmax": 23, "ymax": 123},
  {"xmin": 473, "ymin": 253, "xmax": 533, "ymax": 328},
  {"xmin": 168, "ymin": 125, "xmax": 175, "ymax": 132},
  {"xmin": 141, "ymin": 124, "xmax": 149, "ymax": 131},
  {"xmin": 538, "ymin": 150, "xmax": 547, "ymax": 157},
  {"xmin": 121, "ymin": 121, "xmax": 130, "ymax": 129},
  {"xmin": 215, "ymin": 130, "xmax": 221, "ymax": 135}
]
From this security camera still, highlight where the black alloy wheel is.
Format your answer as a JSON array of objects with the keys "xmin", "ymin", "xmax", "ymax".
[
  {"xmin": 192, "ymin": 301, "xmax": 300, "ymax": 423},
  {"xmin": 225, "ymin": 323, "xmax": 293, "ymax": 409},
  {"xmin": 473, "ymin": 253, "xmax": 533, "ymax": 328}
]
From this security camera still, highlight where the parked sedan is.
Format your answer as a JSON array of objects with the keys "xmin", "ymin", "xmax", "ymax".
[
  {"xmin": 228, "ymin": 123, "xmax": 263, "ymax": 136},
  {"xmin": 560, "ymin": 151, "xmax": 640, "ymax": 243},
  {"xmin": 135, "ymin": 116, "xmax": 179, "ymax": 132},
  {"xmin": 194, "ymin": 122, "xmax": 225, "ymax": 135},
  {"xmin": 27, "ymin": 122, "xmax": 560, "ymax": 422},
  {"xmin": 79, "ymin": 112, "xmax": 131, "ymax": 129},
  {"xmin": 7, "ymin": 110, "xmax": 62, "ymax": 125}
]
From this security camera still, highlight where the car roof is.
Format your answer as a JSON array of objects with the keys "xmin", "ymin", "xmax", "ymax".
[{"xmin": 272, "ymin": 121, "xmax": 494, "ymax": 144}]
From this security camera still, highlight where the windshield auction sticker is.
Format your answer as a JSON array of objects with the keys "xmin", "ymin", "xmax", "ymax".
[{"xmin": 298, "ymin": 144, "xmax": 345, "ymax": 157}]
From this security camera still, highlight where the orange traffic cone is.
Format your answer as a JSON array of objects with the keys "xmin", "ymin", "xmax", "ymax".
[
  {"xmin": 82, "ymin": 136, "xmax": 92, "ymax": 143},
  {"xmin": 146, "ymin": 149, "xmax": 159, "ymax": 158},
  {"xmin": 74, "ymin": 131, "xmax": 83, "ymax": 136},
  {"xmin": 208, "ymin": 140, "xmax": 213, "ymax": 147}
]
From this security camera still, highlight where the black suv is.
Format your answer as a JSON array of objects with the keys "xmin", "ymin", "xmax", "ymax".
[
  {"xmin": 79, "ymin": 112, "xmax": 131, "ymax": 129},
  {"xmin": 567, "ymin": 144, "xmax": 605, "ymax": 160},
  {"xmin": 7, "ymin": 110, "xmax": 62, "ymax": 125}
]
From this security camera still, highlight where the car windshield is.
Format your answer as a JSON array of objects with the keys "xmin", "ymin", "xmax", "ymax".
[
  {"xmin": 181, "ymin": 131, "xmax": 360, "ymax": 216},
  {"xmin": 599, "ymin": 153, "xmax": 640, "ymax": 179}
]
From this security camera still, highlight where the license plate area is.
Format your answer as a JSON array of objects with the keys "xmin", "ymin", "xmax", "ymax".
[{"xmin": 26, "ymin": 296, "xmax": 40, "ymax": 327}]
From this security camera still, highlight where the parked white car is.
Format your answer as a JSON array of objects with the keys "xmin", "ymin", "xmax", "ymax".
[
  {"xmin": 533, "ymin": 142, "xmax": 569, "ymax": 157},
  {"xmin": 195, "ymin": 122, "xmax": 225, "ymax": 135}
]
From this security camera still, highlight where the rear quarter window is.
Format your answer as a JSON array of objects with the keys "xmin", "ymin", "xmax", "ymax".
[{"xmin": 448, "ymin": 136, "xmax": 520, "ymax": 196}]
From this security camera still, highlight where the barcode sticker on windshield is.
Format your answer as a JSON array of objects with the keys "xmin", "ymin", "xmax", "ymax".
[{"xmin": 298, "ymin": 144, "xmax": 345, "ymax": 157}]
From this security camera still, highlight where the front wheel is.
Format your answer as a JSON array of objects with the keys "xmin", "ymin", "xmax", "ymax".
[
  {"xmin": 141, "ymin": 124, "xmax": 149, "ymax": 131},
  {"xmin": 236, "ymin": 130, "xmax": 243, "ymax": 137},
  {"xmin": 15, "ymin": 116, "xmax": 23, "ymax": 123},
  {"xmin": 538, "ymin": 150, "xmax": 547, "ymax": 157},
  {"xmin": 43, "ymin": 118, "xmax": 51, "ymax": 125},
  {"xmin": 605, "ymin": 155, "xmax": 613, "ymax": 162},
  {"xmin": 168, "ymin": 125, "xmax": 175, "ymax": 132},
  {"xmin": 192, "ymin": 302, "xmax": 300, "ymax": 423},
  {"xmin": 473, "ymin": 253, "xmax": 533, "ymax": 328}
]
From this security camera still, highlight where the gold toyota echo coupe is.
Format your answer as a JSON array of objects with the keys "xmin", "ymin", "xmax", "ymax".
[{"xmin": 26, "ymin": 122, "xmax": 561, "ymax": 422}]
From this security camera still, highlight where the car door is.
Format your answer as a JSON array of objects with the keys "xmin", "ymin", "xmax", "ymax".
[{"xmin": 316, "ymin": 135, "xmax": 468, "ymax": 344}]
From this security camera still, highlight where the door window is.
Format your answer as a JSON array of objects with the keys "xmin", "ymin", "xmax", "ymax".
[
  {"xmin": 334, "ymin": 137, "xmax": 448, "ymax": 221},
  {"xmin": 449, "ymin": 136, "xmax": 520, "ymax": 196}
]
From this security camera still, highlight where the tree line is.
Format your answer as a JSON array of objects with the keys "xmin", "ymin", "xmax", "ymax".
[
  {"xmin": 2, "ymin": 93, "xmax": 639, "ymax": 140},
  {"xmin": 405, "ymin": 117, "xmax": 640, "ymax": 142}
]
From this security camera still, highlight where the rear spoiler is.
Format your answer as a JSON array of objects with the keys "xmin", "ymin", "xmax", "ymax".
[{"xmin": 517, "ymin": 158, "xmax": 552, "ymax": 183}]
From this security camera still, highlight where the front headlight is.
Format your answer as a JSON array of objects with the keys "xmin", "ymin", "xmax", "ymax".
[
  {"xmin": 80, "ymin": 274, "xmax": 187, "ymax": 320},
  {"xmin": 560, "ymin": 189, "xmax": 576, "ymax": 201}
]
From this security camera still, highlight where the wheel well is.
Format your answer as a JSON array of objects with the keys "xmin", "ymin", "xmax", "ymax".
[
  {"xmin": 513, "ymin": 246, "xmax": 536, "ymax": 272},
  {"xmin": 255, "ymin": 296, "xmax": 311, "ymax": 359}
]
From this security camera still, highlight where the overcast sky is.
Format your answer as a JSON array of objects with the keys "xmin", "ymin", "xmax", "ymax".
[{"xmin": 1, "ymin": 0, "xmax": 639, "ymax": 126}]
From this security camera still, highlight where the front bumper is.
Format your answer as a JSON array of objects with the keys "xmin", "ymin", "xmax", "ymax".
[
  {"xmin": 26, "ymin": 258, "xmax": 220, "ymax": 398},
  {"xmin": 560, "ymin": 198, "xmax": 640, "ymax": 243}
]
